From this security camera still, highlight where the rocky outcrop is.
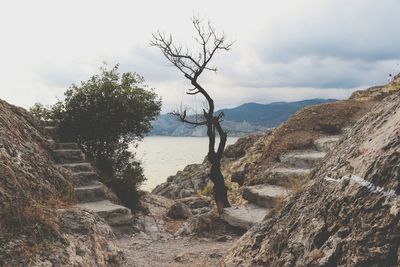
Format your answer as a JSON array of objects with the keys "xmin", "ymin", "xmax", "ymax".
[
  {"xmin": 223, "ymin": 134, "xmax": 263, "ymax": 160},
  {"xmin": 152, "ymin": 134, "xmax": 261, "ymax": 199},
  {"xmin": 226, "ymin": 100, "xmax": 373, "ymax": 187},
  {"xmin": 223, "ymin": 91, "xmax": 400, "ymax": 266},
  {"xmin": 152, "ymin": 163, "xmax": 210, "ymax": 199},
  {"xmin": 179, "ymin": 196, "xmax": 212, "ymax": 209},
  {"xmin": 0, "ymin": 99, "xmax": 124, "ymax": 266},
  {"xmin": 349, "ymin": 73, "xmax": 400, "ymax": 101},
  {"xmin": 31, "ymin": 209, "xmax": 124, "ymax": 266}
]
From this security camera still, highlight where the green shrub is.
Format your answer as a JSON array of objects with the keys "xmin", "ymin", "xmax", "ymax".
[
  {"xmin": 32, "ymin": 64, "xmax": 161, "ymax": 209},
  {"xmin": 29, "ymin": 103, "xmax": 54, "ymax": 123}
]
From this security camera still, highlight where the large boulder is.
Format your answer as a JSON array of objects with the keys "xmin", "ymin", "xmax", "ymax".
[
  {"xmin": 179, "ymin": 196, "xmax": 212, "ymax": 209},
  {"xmin": 167, "ymin": 201, "xmax": 192, "ymax": 219}
]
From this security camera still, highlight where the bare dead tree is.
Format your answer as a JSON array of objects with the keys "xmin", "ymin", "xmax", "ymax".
[{"xmin": 151, "ymin": 17, "xmax": 233, "ymax": 214}]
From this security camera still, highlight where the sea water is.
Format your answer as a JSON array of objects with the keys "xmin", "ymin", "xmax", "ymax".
[{"xmin": 133, "ymin": 136, "xmax": 238, "ymax": 191}]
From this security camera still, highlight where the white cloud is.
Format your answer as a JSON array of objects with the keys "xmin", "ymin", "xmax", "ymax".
[{"xmin": 0, "ymin": 0, "xmax": 399, "ymax": 112}]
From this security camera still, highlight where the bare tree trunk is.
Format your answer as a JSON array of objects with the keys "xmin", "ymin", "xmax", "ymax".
[
  {"xmin": 208, "ymin": 155, "xmax": 230, "ymax": 214},
  {"xmin": 151, "ymin": 17, "xmax": 234, "ymax": 215},
  {"xmin": 206, "ymin": 118, "xmax": 230, "ymax": 214}
]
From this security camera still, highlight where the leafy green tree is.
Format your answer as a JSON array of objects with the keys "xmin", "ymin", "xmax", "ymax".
[{"xmin": 32, "ymin": 64, "xmax": 161, "ymax": 208}]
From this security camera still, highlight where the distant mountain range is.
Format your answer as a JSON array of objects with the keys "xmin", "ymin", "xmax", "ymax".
[{"xmin": 149, "ymin": 99, "xmax": 337, "ymax": 136}]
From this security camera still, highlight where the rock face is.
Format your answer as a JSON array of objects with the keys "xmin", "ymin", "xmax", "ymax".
[
  {"xmin": 223, "ymin": 92, "xmax": 400, "ymax": 266},
  {"xmin": 0, "ymin": 99, "xmax": 124, "ymax": 266},
  {"xmin": 152, "ymin": 163, "xmax": 210, "ymax": 199},
  {"xmin": 222, "ymin": 133, "xmax": 342, "ymax": 231}
]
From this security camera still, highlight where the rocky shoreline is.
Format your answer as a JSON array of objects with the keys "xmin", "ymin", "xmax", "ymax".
[{"xmin": 1, "ymin": 75, "xmax": 399, "ymax": 266}]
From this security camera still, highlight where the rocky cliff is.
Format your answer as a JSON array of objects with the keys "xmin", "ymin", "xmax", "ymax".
[
  {"xmin": 0, "ymin": 99, "xmax": 123, "ymax": 266},
  {"xmin": 223, "ymin": 89, "xmax": 400, "ymax": 266}
]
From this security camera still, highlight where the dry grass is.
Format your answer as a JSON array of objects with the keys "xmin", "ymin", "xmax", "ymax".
[
  {"xmin": 199, "ymin": 181, "xmax": 214, "ymax": 197},
  {"xmin": 0, "ymin": 200, "xmax": 63, "ymax": 266},
  {"xmin": 2, "ymin": 198, "xmax": 62, "ymax": 243},
  {"xmin": 199, "ymin": 177, "xmax": 238, "ymax": 197},
  {"xmin": 272, "ymin": 195, "xmax": 286, "ymax": 214},
  {"xmin": 245, "ymin": 99, "xmax": 375, "ymax": 185},
  {"xmin": 289, "ymin": 179, "xmax": 305, "ymax": 195},
  {"xmin": 307, "ymin": 249, "xmax": 325, "ymax": 262},
  {"xmin": 264, "ymin": 100, "xmax": 373, "ymax": 160},
  {"xmin": 350, "ymin": 74, "xmax": 400, "ymax": 101}
]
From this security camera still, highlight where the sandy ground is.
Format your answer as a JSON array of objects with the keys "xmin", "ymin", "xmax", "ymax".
[
  {"xmin": 115, "ymin": 193, "xmax": 242, "ymax": 266},
  {"xmin": 118, "ymin": 234, "xmax": 237, "ymax": 267}
]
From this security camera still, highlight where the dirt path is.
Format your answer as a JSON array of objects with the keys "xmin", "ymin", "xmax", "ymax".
[
  {"xmin": 114, "ymin": 193, "xmax": 241, "ymax": 266},
  {"xmin": 118, "ymin": 234, "xmax": 237, "ymax": 267}
]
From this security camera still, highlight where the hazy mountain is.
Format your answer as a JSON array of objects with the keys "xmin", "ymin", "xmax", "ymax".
[
  {"xmin": 150, "ymin": 99, "xmax": 336, "ymax": 136},
  {"xmin": 219, "ymin": 98, "xmax": 337, "ymax": 127}
]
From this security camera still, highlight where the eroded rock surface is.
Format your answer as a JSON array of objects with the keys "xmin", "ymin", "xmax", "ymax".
[
  {"xmin": 0, "ymin": 99, "xmax": 124, "ymax": 266},
  {"xmin": 223, "ymin": 91, "xmax": 400, "ymax": 267}
]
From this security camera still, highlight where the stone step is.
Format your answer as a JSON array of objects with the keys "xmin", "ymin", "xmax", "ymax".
[
  {"xmin": 280, "ymin": 150, "xmax": 326, "ymax": 169},
  {"xmin": 77, "ymin": 200, "xmax": 132, "ymax": 226},
  {"xmin": 242, "ymin": 185, "xmax": 290, "ymax": 208},
  {"xmin": 223, "ymin": 204, "xmax": 268, "ymax": 230},
  {"xmin": 53, "ymin": 149, "xmax": 86, "ymax": 163},
  {"xmin": 258, "ymin": 168, "xmax": 312, "ymax": 187},
  {"xmin": 46, "ymin": 139, "xmax": 56, "ymax": 149},
  {"xmin": 75, "ymin": 184, "xmax": 107, "ymax": 203},
  {"xmin": 60, "ymin": 162, "xmax": 94, "ymax": 173},
  {"xmin": 314, "ymin": 135, "xmax": 341, "ymax": 152},
  {"xmin": 44, "ymin": 126, "xmax": 58, "ymax": 136},
  {"xmin": 55, "ymin": 142, "xmax": 79, "ymax": 150},
  {"xmin": 73, "ymin": 171, "xmax": 101, "ymax": 186}
]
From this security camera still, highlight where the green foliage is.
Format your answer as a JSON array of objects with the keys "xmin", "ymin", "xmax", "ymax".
[
  {"xmin": 30, "ymin": 102, "xmax": 65, "ymax": 124},
  {"xmin": 29, "ymin": 103, "xmax": 54, "ymax": 122},
  {"xmin": 32, "ymin": 64, "xmax": 161, "ymax": 209},
  {"xmin": 199, "ymin": 182, "xmax": 214, "ymax": 196},
  {"xmin": 199, "ymin": 177, "xmax": 237, "ymax": 197},
  {"xmin": 57, "ymin": 64, "xmax": 161, "ymax": 155}
]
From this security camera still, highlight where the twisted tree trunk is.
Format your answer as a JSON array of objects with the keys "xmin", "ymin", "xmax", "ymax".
[{"xmin": 151, "ymin": 16, "xmax": 233, "ymax": 214}]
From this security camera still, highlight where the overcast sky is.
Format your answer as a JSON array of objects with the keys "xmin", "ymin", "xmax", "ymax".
[{"xmin": 1, "ymin": 0, "xmax": 399, "ymax": 113}]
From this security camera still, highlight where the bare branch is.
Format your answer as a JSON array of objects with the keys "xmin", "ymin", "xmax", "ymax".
[
  {"xmin": 186, "ymin": 90, "xmax": 200, "ymax": 95},
  {"xmin": 169, "ymin": 110, "xmax": 207, "ymax": 126},
  {"xmin": 151, "ymin": 17, "xmax": 234, "ymax": 82}
]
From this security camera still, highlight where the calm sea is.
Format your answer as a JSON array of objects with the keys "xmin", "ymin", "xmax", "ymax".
[{"xmin": 133, "ymin": 136, "xmax": 239, "ymax": 191}]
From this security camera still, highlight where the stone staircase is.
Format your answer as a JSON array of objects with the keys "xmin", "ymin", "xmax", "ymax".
[
  {"xmin": 223, "ymin": 134, "xmax": 342, "ymax": 230},
  {"xmin": 45, "ymin": 126, "xmax": 133, "ymax": 230}
]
